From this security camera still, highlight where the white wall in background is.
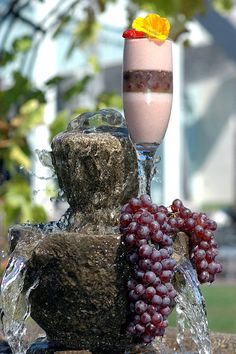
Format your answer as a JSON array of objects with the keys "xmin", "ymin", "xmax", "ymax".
[
  {"xmin": 162, "ymin": 43, "xmax": 184, "ymax": 206},
  {"xmin": 30, "ymin": 0, "xmax": 58, "ymax": 216}
]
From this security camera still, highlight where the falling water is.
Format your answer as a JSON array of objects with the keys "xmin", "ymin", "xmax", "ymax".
[
  {"xmin": 19, "ymin": 149, "xmax": 56, "ymax": 182},
  {"xmin": 35, "ymin": 149, "xmax": 53, "ymax": 170},
  {"xmin": 0, "ymin": 213, "xmax": 75, "ymax": 353},
  {"xmin": 135, "ymin": 144, "xmax": 161, "ymax": 196},
  {"xmin": 175, "ymin": 257, "xmax": 212, "ymax": 354},
  {"xmin": 0, "ymin": 256, "xmax": 39, "ymax": 354}
]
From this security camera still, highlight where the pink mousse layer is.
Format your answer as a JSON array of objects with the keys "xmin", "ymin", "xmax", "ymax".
[
  {"xmin": 123, "ymin": 92, "xmax": 172, "ymax": 144},
  {"xmin": 123, "ymin": 39, "xmax": 172, "ymax": 71}
]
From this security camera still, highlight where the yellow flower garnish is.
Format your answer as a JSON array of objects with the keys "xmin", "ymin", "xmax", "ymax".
[{"xmin": 132, "ymin": 13, "xmax": 170, "ymax": 41}]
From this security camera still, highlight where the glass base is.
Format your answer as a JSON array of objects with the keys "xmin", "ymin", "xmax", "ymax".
[{"xmin": 134, "ymin": 143, "xmax": 161, "ymax": 197}]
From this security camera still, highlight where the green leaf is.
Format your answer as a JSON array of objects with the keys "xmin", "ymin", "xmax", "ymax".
[
  {"xmin": 0, "ymin": 174, "xmax": 47, "ymax": 227},
  {"xmin": 96, "ymin": 92, "xmax": 122, "ymax": 110},
  {"xmin": 30, "ymin": 204, "xmax": 47, "ymax": 223},
  {"xmin": 52, "ymin": 15, "xmax": 72, "ymax": 38},
  {"xmin": 13, "ymin": 71, "xmax": 29, "ymax": 88},
  {"xmin": 67, "ymin": 21, "xmax": 101, "ymax": 56},
  {"xmin": 0, "ymin": 174, "xmax": 30, "ymax": 204},
  {"xmin": 12, "ymin": 36, "xmax": 33, "ymax": 53},
  {"xmin": 45, "ymin": 75, "xmax": 64, "ymax": 87},
  {"xmin": 88, "ymin": 55, "xmax": 100, "ymax": 73},
  {"xmin": 0, "ymin": 50, "xmax": 15, "ymax": 67},
  {"xmin": 49, "ymin": 110, "xmax": 69, "ymax": 140},
  {"xmin": 71, "ymin": 106, "xmax": 91, "ymax": 116},
  {"xmin": 16, "ymin": 99, "xmax": 44, "ymax": 136},
  {"xmin": 213, "ymin": 0, "xmax": 233, "ymax": 12},
  {"xmin": 0, "ymin": 71, "xmax": 46, "ymax": 116},
  {"xmin": 9, "ymin": 145, "xmax": 31, "ymax": 170},
  {"xmin": 132, "ymin": 0, "xmax": 205, "ymax": 18},
  {"xmin": 20, "ymin": 99, "xmax": 42, "ymax": 116}
]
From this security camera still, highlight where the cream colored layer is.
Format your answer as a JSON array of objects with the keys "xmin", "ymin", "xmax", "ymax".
[
  {"xmin": 123, "ymin": 92, "xmax": 173, "ymax": 144},
  {"xmin": 123, "ymin": 39, "xmax": 172, "ymax": 71}
]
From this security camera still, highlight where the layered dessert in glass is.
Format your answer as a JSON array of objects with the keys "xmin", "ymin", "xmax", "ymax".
[
  {"xmin": 122, "ymin": 14, "xmax": 173, "ymax": 195},
  {"xmin": 123, "ymin": 38, "xmax": 173, "ymax": 145}
]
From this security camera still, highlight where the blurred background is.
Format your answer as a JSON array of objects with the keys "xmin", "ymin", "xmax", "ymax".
[{"xmin": 0, "ymin": 0, "xmax": 236, "ymax": 334}]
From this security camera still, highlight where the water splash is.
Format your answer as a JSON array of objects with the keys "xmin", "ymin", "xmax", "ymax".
[
  {"xmin": 19, "ymin": 149, "xmax": 56, "ymax": 182},
  {"xmin": 175, "ymin": 257, "xmax": 212, "ymax": 354},
  {"xmin": 0, "ymin": 256, "xmax": 39, "ymax": 354},
  {"xmin": 19, "ymin": 166, "xmax": 56, "ymax": 182},
  {"xmin": 35, "ymin": 149, "xmax": 53, "ymax": 170},
  {"xmin": 67, "ymin": 109, "xmax": 126, "ymax": 131},
  {"xmin": 49, "ymin": 188, "xmax": 66, "ymax": 203},
  {"xmin": 0, "ymin": 249, "xmax": 7, "ymax": 262}
]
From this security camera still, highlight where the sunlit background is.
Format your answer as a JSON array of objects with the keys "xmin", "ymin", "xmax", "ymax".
[{"xmin": 0, "ymin": 0, "xmax": 236, "ymax": 335}]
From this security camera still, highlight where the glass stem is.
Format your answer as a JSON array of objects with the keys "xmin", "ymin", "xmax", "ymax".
[{"xmin": 135, "ymin": 144, "xmax": 160, "ymax": 196}]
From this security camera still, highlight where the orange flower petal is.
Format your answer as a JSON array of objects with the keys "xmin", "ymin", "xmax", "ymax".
[{"xmin": 132, "ymin": 14, "xmax": 170, "ymax": 41}]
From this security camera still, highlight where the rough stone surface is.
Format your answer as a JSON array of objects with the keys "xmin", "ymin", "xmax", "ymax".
[
  {"xmin": 51, "ymin": 127, "xmax": 138, "ymax": 217},
  {"xmin": 11, "ymin": 225, "xmax": 133, "ymax": 354}
]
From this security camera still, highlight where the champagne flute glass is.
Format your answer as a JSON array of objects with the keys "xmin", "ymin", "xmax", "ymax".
[{"xmin": 122, "ymin": 37, "xmax": 173, "ymax": 196}]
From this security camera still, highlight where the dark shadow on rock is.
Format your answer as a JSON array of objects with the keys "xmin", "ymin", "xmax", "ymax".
[{"xmin": 0, "ymin": 340, "xmax": 12, "ymax": 354}]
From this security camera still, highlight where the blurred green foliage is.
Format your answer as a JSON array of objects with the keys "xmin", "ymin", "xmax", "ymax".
[
  {"xmin": 0, "ymin": 69, "xmax": 47, "ymax": 230},
  {"xmin": 213, "ymin": 0, "xmax": 234, "ymax": 12},
  {"xmin": 169, "ymin": 284, "xmax": 236, "ymax": 333},
  {"xmin": 0, "ymin": 0, "xmax": 233, "ymax": 236}
]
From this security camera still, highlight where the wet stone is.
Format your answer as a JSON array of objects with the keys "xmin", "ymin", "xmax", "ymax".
[
  {"xmin": 51, "ymin": 125, "xmax": 138, "ymax": 230},
  {"xmin": 51, "ymin": 110, "xmax": 138, "ymax": 231},
  {"xmin": 2, "ymin": 329, "xmax": 236, "ymax": 353},
  {"xmin": 9, "ymin": 225, "xmax": 133, "ymax": 354}
]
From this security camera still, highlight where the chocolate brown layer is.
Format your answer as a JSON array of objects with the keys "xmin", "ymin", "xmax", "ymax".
[{"xmin": 123, "ymin": 70, "xmax": 173, "ymax": 93}]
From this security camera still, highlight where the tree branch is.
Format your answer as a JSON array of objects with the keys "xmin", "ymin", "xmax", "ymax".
[
  {"xmin": 11, "ymin": 7, "xmax": 46, "ymax": 33},
  {"xmin": 24, "ymin": 0, "xmax": 82, "ymax": 77},
  {"xmin": 0, "ymin": 0, "xmax": 19, "ymax": 22},
  {"xmin": 0, "ymin": 0, "xmax": 35, "ymax": 53}
]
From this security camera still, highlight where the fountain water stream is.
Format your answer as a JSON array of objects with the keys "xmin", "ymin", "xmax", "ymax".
[
  {"xmin": 175, "ymin": 258, "xmax": 211, "ymax": 354},
  {"xmin": 1, "ymin": 257, "xmax": 37, "ymax": 354}
]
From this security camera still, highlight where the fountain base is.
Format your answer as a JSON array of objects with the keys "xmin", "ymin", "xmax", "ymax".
[
  {"xmin": 0, "ymin": 110, "xmax": 228, "ymax": 354},
  {"xmin": 1, "ymin": 328, "xmax": 236, "ymax": 353}
]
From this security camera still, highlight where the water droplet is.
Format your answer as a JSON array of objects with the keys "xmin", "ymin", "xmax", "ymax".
[{"xmin": 0, "ymin": 250, "xmax": 7, "ymax": 260}]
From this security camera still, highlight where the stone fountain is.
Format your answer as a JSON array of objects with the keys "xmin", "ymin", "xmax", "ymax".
[{"xmin": 1, "ymin": 109, "xmax": 236, "ymax": 354}]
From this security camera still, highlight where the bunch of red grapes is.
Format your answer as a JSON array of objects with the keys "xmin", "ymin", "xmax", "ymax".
[{"xmin": 120, "ymin": 194, "xmax": 222, "ymax": 343}]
